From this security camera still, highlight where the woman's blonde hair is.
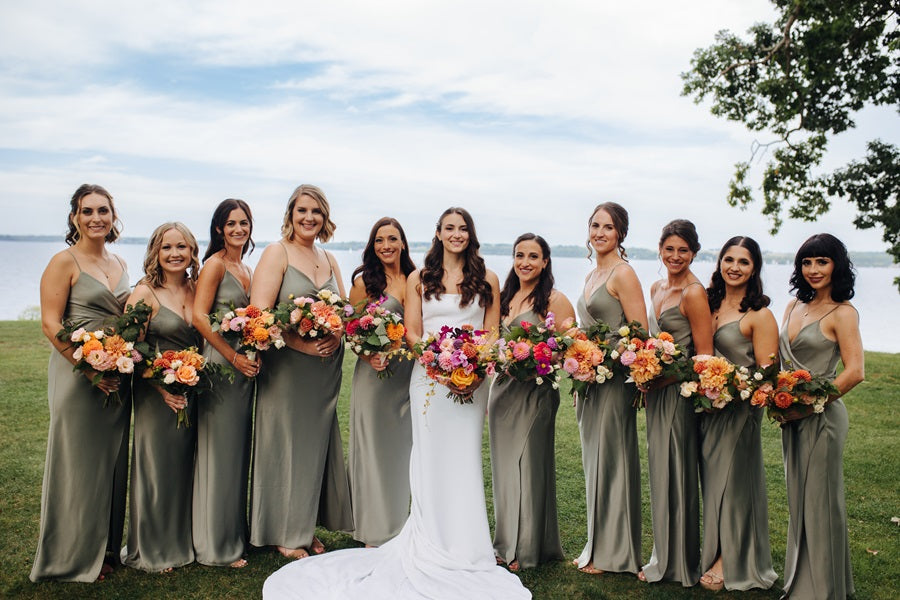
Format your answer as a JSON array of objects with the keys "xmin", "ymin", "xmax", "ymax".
[
  {"xmin": 280, "ymin": 184, "xmax": 336, "ymax": 242},
  {"xmin": 141, "ymin": 222, "xmax": 200, "ymax": 288}
]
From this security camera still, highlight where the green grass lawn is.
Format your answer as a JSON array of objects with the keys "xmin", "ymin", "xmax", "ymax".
[{"xmin": 1, "ymin": 320, "xmax": 897, "ymax": 599}]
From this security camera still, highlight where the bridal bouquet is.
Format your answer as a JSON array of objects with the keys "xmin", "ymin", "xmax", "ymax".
[
  {"xmin": 344, "ymin": 297, "xmax": 407, "ymax": 379},
  {"xmin": 679, "ymin": 354, "xmax": 752, "ymax": 412},
  {"xmin": 614, "ymin": 321, "xmax": 690, "ymax": 404},
  {"xmin": 415, "ymin": 324, "xmax": 494, "ymax": 405},
  {"xmin": 57, "ymin": 300, "xmax": 152, "ymax": 407},
  {"xmin": 274, "ymin": 289, "xmax": 353, "ymax": 339},
  {"xmin": 143, "ymin": 346, "xmax": 220, "ymax": 428},
  {"xmin": 211, "ymin": 304, "xmax": 285, "ymax": 362},
  {"xmin": 748, "ymin": 363, "xmax": 838, "ymax": 423},
  {"xmin": 493, "ymin": 312, "xmax": 569, "ymax": 387},
  {"xmin": 561, "ymin": 321, "xmax": 617, "ymax": 398}
]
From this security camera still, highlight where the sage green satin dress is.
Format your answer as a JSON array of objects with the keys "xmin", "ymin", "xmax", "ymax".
[
  {"xmin": 488, "ymin": 310, "xmax": 564, "ymax": 569},
  {"xmin": 193, "ymin": 270, "xmax": 254, "ymax": 565},
  {"xmin": 779, "ymin": 307, "xmax": 854, "ymax": 599},
  {"xmin": 122, "ymin": 305, "xmax": 201, "ymax": 571},
  {"xmin": 250, "ymin": 265, "xmax": 352, "ymax": 549},
  {"xmin": 30, "ymin": 269, "xmax": 131, "ymax": 582},
  {"xmin": 700, "ymin": 319, "xmax": 777, "ymax": 590},
  {"xmin": 642, "ymin": 294, "xmax": 701, "ymax": 586},
  {"xmin": 573, "ymin": 284, "xmax": 641, "ymax": 573},
  {"xmin": 348, "ymin": 294, "xmax": 414, "ymax": 546}
]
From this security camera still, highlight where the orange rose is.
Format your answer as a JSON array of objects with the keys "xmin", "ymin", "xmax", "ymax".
[
  {"xmin": 751, "ymin": 388, "xmax": 769, "ymax": 407},
  {"xmin": 449, "ymin": 367, "xmax": 478, "ymax": 389},
  {"xmin": 792, "ymin": 369, "xmax": 812, "ymax": 383},
  {"xmin": 82, "ymin": 338, "xmax": 103, "ymax": 354},
  {"xmin": 777, "ymin": 372, "xmax": 797, "ymax": 390},
  {"xmin": 175, "ymin": 364, "xmax": 200, "ymax": 386},
  {"xmin": 657, "ymin": 331, "xmax": 674, "ymax": 343}
]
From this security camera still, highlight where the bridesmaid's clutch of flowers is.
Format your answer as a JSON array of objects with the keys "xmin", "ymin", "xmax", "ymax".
[
  {"xmin": 210, "ymin": 303, "xmax": 285, "ymax": 362},
  {"xmin": 57, "ymin": 299, "xmax": 152, "ymax": 407},
  {"xmin": 142, "ymin": 346, "xmax": 223, "ymax": 428},
  {"xmin": 493, "ymin": 311, "xmax": 567, "ymax": 387},
  {"xmin": 274, "ymin": 289, "xmax": 352, "ymax": 339},
  {"xmin": 680, "ymin": 354, "xmax": 751, "ymax": 412},
  {"xmin": 748, "ymin": 362, "xmax": 839, "ymax": 423},
  {"xmin": 613, "ymin": 321, "xmax": 691, "ymax": 406},
  {"xmin": 344, "ymin": 297, "xmax": 407, "ymax": 379},
  {"xmin": 414, "ymin": 324, "xmax": 494, "ymax": 405},
  {"xmin": 560, "ymin": 320, "xmax": 617, "ymax": 397}
]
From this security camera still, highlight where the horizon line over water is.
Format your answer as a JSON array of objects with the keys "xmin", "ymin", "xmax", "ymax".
[{"xmin": 3, "ymin": 240, "xmax": 898, "ymax": 353}]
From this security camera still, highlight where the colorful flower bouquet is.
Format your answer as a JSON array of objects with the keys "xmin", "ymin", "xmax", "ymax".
[
  {"xmin": 211, "ymin": 304, "xmax": 285, "ymax": 362},
  {"xmin": 344, "ymin": 297, "xmax": 407, "ymax": 379},
  {"xmin": 274, "ymin": 289, "xmax": 352, "ymax": 339},
  {"xmin": 57, "ymin": 300, "xmax": 152, "ymax": 407},
  {"xmin": 143, "ymin": 346, "xmax": 218, "ymax": 428},
  {"xmin": 614, "ymin": 321, "xmax": 690, "ymax": 404},
  {"xmin": 748, "ymin": 363, "xmax": 839, "ymax": 423},
  {"xmin": 679, "ymin": 354, "xmax": 751, "ymax": 412},
  {"xmin": 415, "ymin": 324, "xmax": 494, "ymax": 405},
  {"xmin": 493, "ymin": 311, "xmax": 566, "ymax": 387},
  {"xmin": 561, "ymin": 321, "xmax": 616, "ymax": 398}
]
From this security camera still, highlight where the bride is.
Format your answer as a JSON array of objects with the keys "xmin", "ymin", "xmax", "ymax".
[{"xmin": 264, "ymin": 208, "xmax": 531, "ymax": 599}]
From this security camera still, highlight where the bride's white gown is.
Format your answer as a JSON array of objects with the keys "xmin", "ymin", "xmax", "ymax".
[{"xmin": 264, "ymin": 294, "xmax": 531, "ymax": 599}]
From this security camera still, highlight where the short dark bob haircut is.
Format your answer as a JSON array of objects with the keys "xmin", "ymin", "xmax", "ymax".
[{"xmin": 789, "ymin": 233, "xmax": 856, "ymax": 303}]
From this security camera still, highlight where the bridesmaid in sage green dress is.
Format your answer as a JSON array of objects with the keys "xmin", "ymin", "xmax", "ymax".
[
  {"xmin": 250, "ymin": 185, "xmax": 352, "ymax": 560},
  {"xmin": 699, "ymin": 236, "xmax": 778, "ymax": 591},
  {"xmin": 490, "ymin": 233, "xmax": 575, "ymax": 570},
  {"xmin": 347, "ymin": 217, "xmax": 417, "ymax": 547},
  {"xmin": 191, "ymin": 199, "xmax": 259, "ymax": 568},
  {"xmin": 779, "ymin": 234, "xmax": 863, "ymax": 599},
  {"xmin": 122, "ymin": 222, "xmax": 202, "ymax": 572},
  {"xmin": 32, "ymin": 185, "xmax": 130, "ymax": 583},
  {"xmin": 572, "ymin": 203, "xmax": 647, "ymax": 576},
  {"xmin": 639, "ymin": 219, "xmax": 713, "ymax": 587}
]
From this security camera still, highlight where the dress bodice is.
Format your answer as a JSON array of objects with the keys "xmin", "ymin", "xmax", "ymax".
[
  {"xmin": 421, "ymin": 293, "xmax": 486, "ymax": 334},
  {"xmin": 147, "ymin": 305, "xmax": 201, "ymax": 352},
  {"xmin": 278, "ymin": 265, "xmax": 339, "ymax": 304},
  {"xmin": 650, "ymin": 305, "xmax": 694, "ymax": 355},
  {"xmin": 577, "ymin": 282, "xmax": 626, "ymax": 330},
  {"xmin": 503, "ymin": 309, "xmax": 540, "ymax": 333},
  {"xmin": 779, "ymin": 310, "xmax": 841, "ymax": 379},
  {"xmin": 714, "ymin": 320, "xmax": 755, "ymax": 368},
  {"xmin": 213, "ymin": 270, "xmax": 250, "ymax": 314},
  {"xmin": 380, "ymin": 294, "xmax": 405, "ymax": 319},
  {"xmin": 67, "ymin": 272, "xmax": 130, "ymax": 329}
]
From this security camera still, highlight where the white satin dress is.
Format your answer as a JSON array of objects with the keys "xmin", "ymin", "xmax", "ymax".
[{"xmin": 263, "ymin": 293, "xmax": 531, "ymax": 599}]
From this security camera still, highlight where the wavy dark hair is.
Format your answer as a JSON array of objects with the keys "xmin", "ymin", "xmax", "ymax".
[
  {"xmin": 203, "ymin": 199, "xmax": 255, "ymax": 262},
  {"xmin": 421, "ymin": 207, "xmax": 492, "ymax": 308},
  {"xmin": 500, "ymin": 233, "xmax": 554, "ymax": 319},
  {"xmin": 659, "ymin": 218, "xmax": 701, "ymax": 254},
  {"xmin": 65, "ymin": 183, "xmax": 122, "ymax": 246},
  {"xmin": 351, "ymin": 217, "xmax": 417, "ymax": 299},
  {"xmin": 789, "ymin": 233, "xmax": 856, "ymax": 302},
  {"xmin": 586, "ymin": 202, "xmax": 629, "ymax": 259},
  {"xmin": 707, "ymin": 236, "xmax": 770, "ymax": 313},
  {"xmin": 141, "ymin": 222, "xmax": 200, "ymax": 288}
]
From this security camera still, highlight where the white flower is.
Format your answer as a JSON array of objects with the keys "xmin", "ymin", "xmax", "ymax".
[
  {"xmin": 319, "ymin": 289, "xmax": 333, "ymax": 301},
  {"xmin": 617, "ymin": 326, "xmax": 630, "ymax": 337},
  {"xmin": 551, "ymin": 381, "xmax": 559, "ymax": 390},
  {"xmin": 274, "ymin": 339, "xmax": 286, "ymax": 349},
  {"xmin": 93, "ymin": 330, "xmax": 105, "ymax": 339},
  {"xmin": 610, "ymin": 349, "xmax": 620, "ymax": 360},
  {"xmin": 72, "ymin": 347, "xmax": 84, "ymax": 360},
  {"xmin": 740, "ymin": 388, "xmax": 751, "ymax": 400},
  {"xmin": 535, "ymin": 376, "xmax": 544, "ymax": 385},
  {"xmin": 163, "ymin": 371, "xmax": 176, "ymax": 385},
  {"xmin": 814, "ymin": 403, "xmax": 825, "ymax": 413},
  {"xmin": 753, "ymin": 372, "xmax": 764, "ymax": 381},
  {"xmin": 116, "ymin": 356, "xmax": 134, "ymax": 374}
]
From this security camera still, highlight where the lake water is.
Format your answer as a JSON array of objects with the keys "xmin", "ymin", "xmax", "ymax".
[{"xmin": 3, "ymin": 240, "xmax": 898, "ymax": 353}]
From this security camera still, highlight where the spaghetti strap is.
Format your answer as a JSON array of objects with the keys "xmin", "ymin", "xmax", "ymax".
[
  {"xmin": 112, "ymin": 254, "xmax": 126, "ymax": 271},
  {"xmin": 66, "ymin": 249, "xmax": 83, "ymax": 271},
  {"xmin": 678, "ymin": 281, "xmax": 704, "ymax": 305},
  {"xmin": 820, "ymin": 305, "xmax": 841, "ymax": 321},
  {"xmin": 146, "ymin": 286, "xmax": 162, "ymax": 306},
  {"xmin": 278, "ymin": 241, "xmax": 290, "ymax": 274}
]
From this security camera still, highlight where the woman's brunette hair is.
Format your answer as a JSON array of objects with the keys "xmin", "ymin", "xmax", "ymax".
[
  {"xmin": 586, "ymin": 202, "xmax": 629, "ymax": 259},
  {"xmin": 789, "ymin": 233, "xmax": 856, "ymax": 302},
  {"xmin": 141, "ymin": 222, "xmax": 200, "ymax": 288},
  {"xmin": 351, "ymin": 217, "xmax": 416, "ymax": 299},
  {"xmin": 421, "ymin": 207, "xmax": 492, "ymax": 308},
  {"xmin": 66, "ymin": 183, "xmax": 122, "ymax": 246},
  {"xmin": 659, "ymin": 219, "xmax": 701, "ymax": 254},
  {"xmin": 500, "ymin": 233, "xmax": 554, "ymax": 319},
  {"xmin": 706, "ymin": 236, "xmax": 770, "ymax": 313},
  {"xmin": 203, "ymin": 198, "xmax": 255, "ymax": 262}
]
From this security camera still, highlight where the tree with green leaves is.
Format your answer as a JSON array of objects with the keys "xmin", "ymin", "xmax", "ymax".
[{"xmin": 682, "ymin": 0, "xmax": 899, "ymax": 288}]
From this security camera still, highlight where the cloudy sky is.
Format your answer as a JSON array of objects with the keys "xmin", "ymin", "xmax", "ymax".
[{"xmin": 1, "ymin": 0, "xmax": 896, "ymax": 252}]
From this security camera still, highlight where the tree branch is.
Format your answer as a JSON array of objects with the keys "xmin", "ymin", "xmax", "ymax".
[{"xmin": 718, "ymin": 2, "xmax": 802, "ymax": 78}]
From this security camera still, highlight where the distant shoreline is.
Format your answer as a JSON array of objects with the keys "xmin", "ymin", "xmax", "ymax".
[{"xmin": 1, "ymin": 235, "xmax": 896, "ymax": 267}]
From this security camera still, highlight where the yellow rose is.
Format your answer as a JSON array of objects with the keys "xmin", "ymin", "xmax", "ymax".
[{"xmin": 449, "ymin": 367, "xmax": 478, "ymax": 389}]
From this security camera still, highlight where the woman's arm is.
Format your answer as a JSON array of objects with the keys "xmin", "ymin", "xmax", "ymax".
[
  {"xmin": 39, "ymin": 252, "xmax": 77, "ymax": 357},
  {"xmin": 682, "ymin": 283, "xmax": 713, "ymax": 355},
  {"xmin": 404, "ymin": 270, "xmax": 424, "ymax": 347},
  {"xmin": 748, "ymin": 307, "xmax": 779, "ymax": 367},
  {"xmin": 483, "ymin": 270, "xmax": 501, "ymax": 333},
  {"xmin": 547, "ymin": 289, "xmax": 576, "ymax": 331},
  {"xmin": 249, "ymin": 244, "xmax": 286, "ymax": 309},
  {"xmin": 828, "ymin": 304, "xmax": 865, "ymax": 396},
  {"xmin": 609, "ymin": 263, "xmax": 648, "ymax": 329}
]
